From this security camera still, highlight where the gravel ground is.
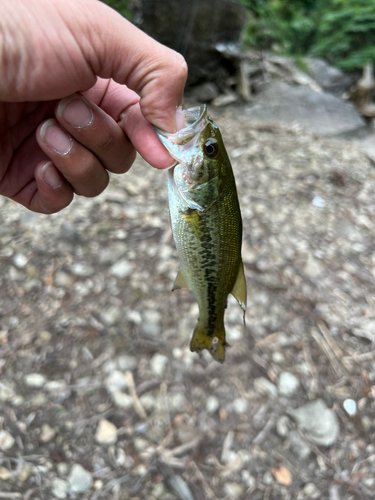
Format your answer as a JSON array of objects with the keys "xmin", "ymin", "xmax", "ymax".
[{"xmin": 1, "ymin": 103, "xmax": 375, "ymax": 500}]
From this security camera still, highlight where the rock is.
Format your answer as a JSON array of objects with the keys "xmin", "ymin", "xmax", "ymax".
[
  {"xmin": 70, "ymin": 262, "xmax": 94, "ymax": 277},
  {"xmin": 276, "ymin": 415, "xmax": 293, "ymax": 438},
  {"xmin": 212, "ymin": 91, "xmax": 238, "ymax": 107},
  {"xmin": 302, "ymin": 482, "xmax": 321, "ymax": 499},
  {"xmin": 111, "ymin": 391, "xmax": 133, "ymax": 409},
  {"xmin": 289, "ymin": 399, "xmax": 339, "ymax": 447},
  {"xmin": 68, "ymin": 464, "xmax": 93, "ymax": 493},
  {"xmin": 140, "ymin": 0, "xmax": 246, "ymax": 86},
  {"xmin": 0, "ymin": 467, "xmax": 10, "ymax": 480},
  {"xmin": 51, "ymin": 478, "xmax": 69, "ymax": 499},
  {"xmin": 249, "ymin": 82, "xmax": 366, "ymax": 137},
  {"xmin": 19, "ymin": 465, "xmax": 31, "ymax": 482},
  {"xmin": 24, "ymin": 373, "xmax": 47, "ymax": 388},
  {"xmin": 99, "ymin": 306, "xmax": 121, "ymax": 326},
  {"xmin": 105, "ymin": 371, "xmax": 128, "ymax": 393},
  {"xmin": 39, "ymin": 424, "xmax": 56, "ymax": 443},
  {"xmin": 278, "ymin": 372, "xmax": 300, "ymax": 397},
  {"xmin": 141, "ymin": 310, "xmax": 162, "ymax": 337},
  {"xmin": 304, "ymin": 58, "xmax": 352, "ymax": 95},
  {"xmin": 150, "ymin": 353, "xmax": 169, "ymax": 376},
  {"xmin": 191, "ymin": 82, "xmax": 219, "ymax": 102},
  {"xmin": 95, "ymin": 419, "xmax": 117, "ymax": 445},
  {"xmin": 0, "ymin": 430, "xmax": 15, "ymax": 451},
  {"xmin": 13, "ymin": 253, "xmax": 28, "ymax": 268},
  {"xmin": 254, "ymin": 377, "xmax": 278, "ymax": 398},
  {"xmin": 117, "ymin": 355, "xmax": 137, "ymax": 371},
  {"xmin": 231, "ymin": 398, "xmax": 249, "ymax": 414},
  {"xmin": 223, "ymin": 482, "xmax": 244, "ymax": 499},
  {"xmin": 206, "ymin": 395, "xmax": 220, "ymax": 414},
  {"xmin": 54, "ymin": 271, "xmax": 73, "ymax": 287},
  {"xmin": 109, "ymin": 259, "xmax": 132, "ymax": 278},
  {"xmin": 343, "ymin": 399, "xmax": 357, "ymax": 417}
]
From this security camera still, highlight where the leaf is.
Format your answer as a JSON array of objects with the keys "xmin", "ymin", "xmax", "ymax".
[{"xmin": 271, "ymin": 465, "xmax": 292, "ymax": 486}]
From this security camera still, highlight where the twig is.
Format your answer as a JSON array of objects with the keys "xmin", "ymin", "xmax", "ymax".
[
  {"xmin": 163, "ymin": 436, "xmax": 202, "ymax": 458},
  {"xmin": 189, "ymin": 461, "xmax": 218, "ymax": 500},
  {"xmin": 0, "ymin": 494, "xmax": 22, "ymax": 499},
  {"xmin": 221, "ymin": 430, "xmax": 235, "ymax": 463},
  {"xmin": 252, "ymin": 417, "xmax": 275, "ymax": 445},
  {"xmin": 317, "ymin": 322, "xmax": 352, "ymax": 372},
  {"xmin": 124, "ymin": 371, "xmax": 147, "ymax": 420},
  {"xmin": 302, "ymin": 341, "xmax": 319, "ymax": 398},
  {"xmin": 311, "ymin": 328, "xmax": 344, "ymax": 378}
]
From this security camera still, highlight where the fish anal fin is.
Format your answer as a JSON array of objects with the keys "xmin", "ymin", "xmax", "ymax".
[
  {"xmin": 172, "ymin": 268, "xmax": 191, "ymax": 291},
  {"xmin": 231, "ymin": 260, "xmax": 247, "ymax": 312},
  {"xmin": 190, "ymin": 321, "xmax": 226, "ymax": 363}
]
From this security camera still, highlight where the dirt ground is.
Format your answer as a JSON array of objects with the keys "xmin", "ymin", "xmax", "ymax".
[{"xmin": 1, "ymin": 103, "xmax": 375, "ymax": 500}]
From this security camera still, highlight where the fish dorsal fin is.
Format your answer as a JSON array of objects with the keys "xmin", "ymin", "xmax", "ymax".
[
  {"xmin": 231, "ymin": 261, "xmax": 247, "ymax": 312},
  {"xmin": 172, "ymin": 268, "xmax": 191, "ymax": 291}
]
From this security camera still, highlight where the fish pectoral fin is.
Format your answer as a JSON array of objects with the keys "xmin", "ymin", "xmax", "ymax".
[
  {"xmin": 231, "ymin": 260, "xmax": 247, "ymax": 313},
  {"xmin": 181, "ymin": 208, "xmax": 205, "ymax": 239},
  {"xmin": 172, "ymin": 268, "xmax": 191, "ymax": 291},
  {"xmin": 190, "ymin": 321, "xmax": 226, "ymax": 363}
]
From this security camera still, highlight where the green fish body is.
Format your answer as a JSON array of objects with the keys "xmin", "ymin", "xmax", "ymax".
[{"xmin": 155, "ymin": 106, "xmax": 246, "ymax": 362}]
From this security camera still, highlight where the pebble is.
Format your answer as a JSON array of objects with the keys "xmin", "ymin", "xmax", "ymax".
[
  {"xmin": 206, "ymin": 395, "xmax": 220, "ymax": 414},
  {"xmin": 302, "ymin": 482, "xmax": 321, "ymax": 499},
  {"xmin": 150, "ymin": 353, "xmax": 168, "ymax": 376},
  {"xmin": 223, "ymin": 482, "xmax": 244, "ymax": 499},
  {"xmin": 51, "ymin": 478, "xmax": 69, "ymax": 499},
  {"xmin": 70, "ymin": 262, "xmax": 94, "ymax": 277},
  {"xmin": 109, "ymin": 259, "xmax": 132, "ymax": 278},
  {"xmin": 39, "ymin": 423, "xmax": 56, "ymax": 443},
  {"xmin": 0, "ymin": 466, "xmax": 10, "ymax": 480},
  {"xmin": 278, "ymin": 372, "xmax": 300, "ymax": 397},
  {"xmin": 105, "ymin": 371, "xmax": 128, "ymax": 393},
  {"xmin": 95, "ymin": 419, "xmax": 117, "ymax": 445},
  {"xmin": 141, "ymin": 310, "xmax": 162, "ymax": 337},
  {"xmin": 276, "ymin": 415, "xmax": 293, "ymax": 438},
  {"xmin": 343, "ymin": 398, "xmax": 357, "ymax": 416},
  {"xmin": 117, "ymin": 355, "xmax": 137, "ymax": 371},
  {"xmin": 100, "ymin": 306, "xmax": 121, "ymax": 326},
  {"xmin": 111, "ymin": 391, "xmax": 133, "ymax": 409},
  {"xmin": 13, "ymin": 253, "xmax": 28, "ymax": 268},
  {"xmin": 231, "ymin": 398, "xmax": 249, "ymax": 414},
  {"xmin": 0, "ymin": 430, "xmax": 15, "ymax": 451},
  {"xmin": 254, "ymin": 377, "xmax": 278, "ymax": 398},
  {"xmin": 38, "ymin": 330, "xmax": 52, "ymax": 343},
  {"xmin": 24, "ymin": 373, "xmax": 47, "ymax": 388},
  {"xmin": 68, "ymin": 464, "xmax": 93, "ymax": 493},
  {"xmin": 54, "ymin": 271, "xmax": 73, "ymax": 287},
  {"xmin": 289, "ymin": 399, "xmax": 339, "ymax": 446},
  {"xmin": 19, "ymin": 465, "xmax": 31, "ymax": 482}
]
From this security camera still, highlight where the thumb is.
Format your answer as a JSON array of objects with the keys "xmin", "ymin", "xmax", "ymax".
[{"xmin": 83, "ymin": 2, "xmax": 187, "ymax": 132}]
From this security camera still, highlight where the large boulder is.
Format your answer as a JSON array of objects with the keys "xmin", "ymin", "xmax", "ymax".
[
  {"xmin": 140, "ymin": 0, "xmax": 246, "ymax": 86},
  {"xmin": 304, "ymin": 58, "xmax": 354, "ymax": 96},
  {"xmin": 247, "ymin": 82, "xmax": 366, "ymax": 137}
]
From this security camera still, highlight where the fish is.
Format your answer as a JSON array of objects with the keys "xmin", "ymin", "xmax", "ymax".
[{"xmin": 154, "ymin": 105, "xmax": 246, "ymax": 363}]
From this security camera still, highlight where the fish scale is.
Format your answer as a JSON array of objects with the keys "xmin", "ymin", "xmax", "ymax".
[{"xmin": 155, "ymin": 105, "xmax": 246, "ymax": 362}]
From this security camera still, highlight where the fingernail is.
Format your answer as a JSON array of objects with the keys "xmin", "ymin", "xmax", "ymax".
[
  {"xmin": 40, "ymin": 119, "xmax": 73, "ymax": 155},
  {"xmin": 58, "ymin": 94, "xmax": 93, "ymax": 128},
  {"xmin": 41, "ymin": 161, "xmax": 63, "ymax": 189}
]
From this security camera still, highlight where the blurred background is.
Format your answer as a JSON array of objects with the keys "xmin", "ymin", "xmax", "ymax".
[{"xmin": 1, "ymin": 1, "xmax": 375, "ymax": 499}]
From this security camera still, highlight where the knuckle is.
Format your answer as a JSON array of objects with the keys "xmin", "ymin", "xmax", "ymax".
[{"xmin": 94, "ymin": 126, "xmax": 116, "ymax": 153}]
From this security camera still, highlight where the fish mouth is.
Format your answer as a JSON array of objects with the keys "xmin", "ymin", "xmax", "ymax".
[{"xmin": 154, "ymin": 105, "xmax": 207, "ymax": 165}]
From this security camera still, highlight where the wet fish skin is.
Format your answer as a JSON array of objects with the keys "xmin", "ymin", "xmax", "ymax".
[{"xmin": 156, "ymin": 106, "xmax": 246, "ymax": 362}]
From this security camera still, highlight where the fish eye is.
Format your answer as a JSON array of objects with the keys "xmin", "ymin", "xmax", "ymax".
[{"xmin": 204, "ymin": 140, "xmax": 219, "ymax": 158}]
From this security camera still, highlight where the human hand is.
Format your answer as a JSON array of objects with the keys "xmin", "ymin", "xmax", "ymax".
[{"xmin": 0, "ymin": 0, "xmax": 187, "ymax": 213}]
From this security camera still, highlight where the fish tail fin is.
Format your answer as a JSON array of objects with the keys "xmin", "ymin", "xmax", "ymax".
[{"xmin": 190, "ymin": 320, "xmax": 226, "ymax": 363}]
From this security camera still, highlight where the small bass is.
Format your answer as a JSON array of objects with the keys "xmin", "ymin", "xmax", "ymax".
[{"xmin": 155, "ymin": 105, "xmax": 246, "ymax": 363}]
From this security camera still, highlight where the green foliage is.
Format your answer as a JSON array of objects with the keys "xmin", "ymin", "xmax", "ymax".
[
  {"xmin": 239, "ymin": 0, "xmax": 375, "ymax": 71},
  {"xmin": 100, "ymin": 0, "xmax": 133, "ymax": 21}
]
